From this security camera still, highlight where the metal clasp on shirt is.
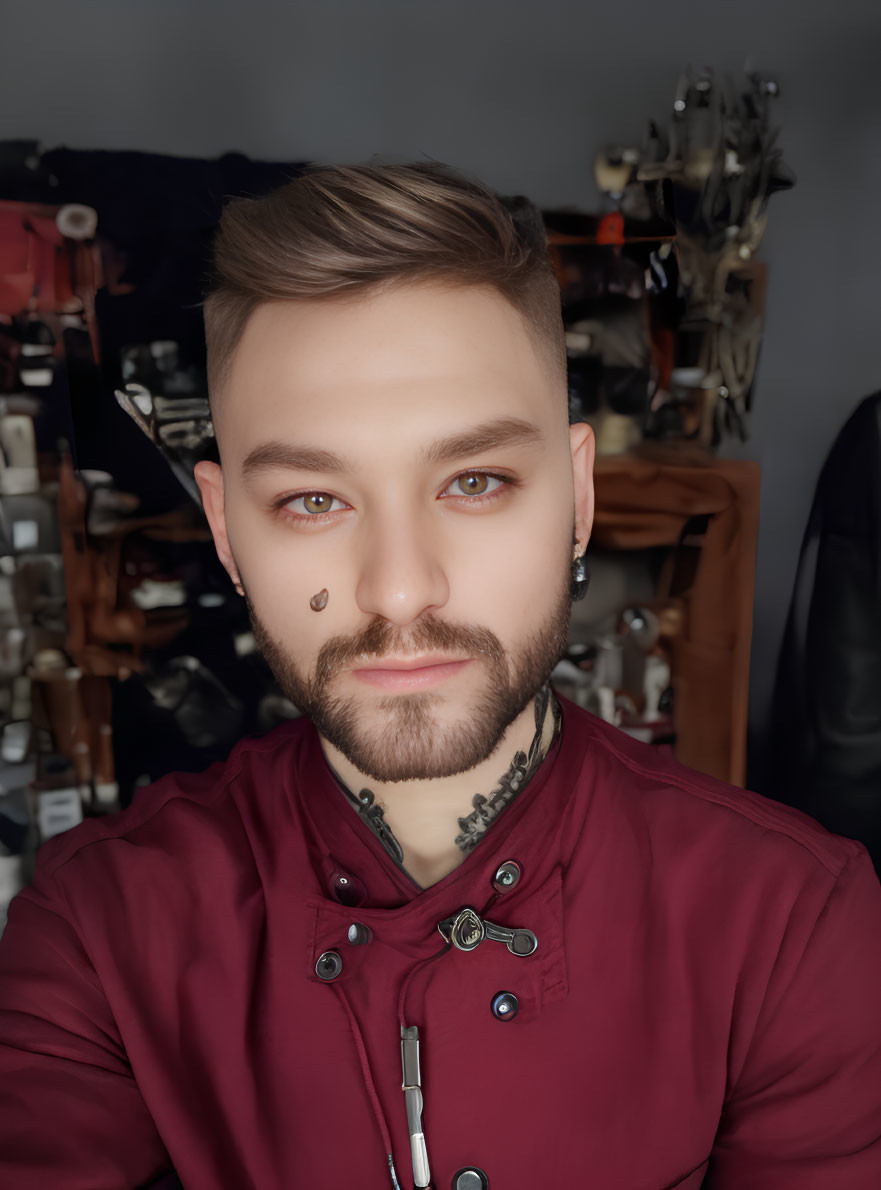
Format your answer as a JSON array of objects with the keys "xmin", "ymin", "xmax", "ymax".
[{"xmin": 437, "ymin": 906, "xmax": 538, "ymax": 956}]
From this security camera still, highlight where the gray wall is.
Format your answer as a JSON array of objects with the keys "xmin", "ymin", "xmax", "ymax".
[{"xmin": 3, "ymin": 0, "xmax": 881, "ymax": 781}]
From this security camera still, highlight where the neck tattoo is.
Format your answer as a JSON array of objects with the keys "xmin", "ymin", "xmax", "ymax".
[
  {"xmin": 454, "ymin": 684, "xmax": 560, "ymax": 853},
  {"xmin": 333, "ymin": 685, "xmax": 560, "ymax": 867}
]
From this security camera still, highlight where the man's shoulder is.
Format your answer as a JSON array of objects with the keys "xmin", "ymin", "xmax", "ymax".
[
  {"xmin": 32, "ymin": 716, "xmax": 315, "ymax": 882},
  {"xmin": 560, "ymin": 699, "xmax": 864, "ymax": 883}
]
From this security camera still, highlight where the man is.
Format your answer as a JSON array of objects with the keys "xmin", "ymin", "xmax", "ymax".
[{"xmin": 1, "ymin": 163, "xmax": 880, "ymax": 1190}]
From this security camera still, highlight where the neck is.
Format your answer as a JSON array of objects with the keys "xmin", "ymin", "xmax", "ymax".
[{"xmin": 322, "ymin": 688, "xmax": 558, "ymax": 888}]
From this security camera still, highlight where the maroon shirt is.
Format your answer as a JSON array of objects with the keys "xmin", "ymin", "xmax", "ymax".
[{"xmin": 1, "ymin": 699, "xmax": 881, "ymax": 1189}]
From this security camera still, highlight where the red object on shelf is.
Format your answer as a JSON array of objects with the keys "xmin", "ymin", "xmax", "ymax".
[
  {"xmin": 0, "ymin": 200, "xmax": 103, "ymax": 360},
  {"xmin": 596, "ymin": 211, "xmax": 626, "ymax": 246}
]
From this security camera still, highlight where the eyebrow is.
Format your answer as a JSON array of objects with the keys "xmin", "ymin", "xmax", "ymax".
[
  {"xmin": 241, "ymin": 416, "xmax": 544, "ymax": 479},
  {"xmin": 241, "ymin": 442, "xmax": 349, "ymax": 477},
  {"xmin": 420, "ymin": 417, "xmax": 544, "ymax": 465}
]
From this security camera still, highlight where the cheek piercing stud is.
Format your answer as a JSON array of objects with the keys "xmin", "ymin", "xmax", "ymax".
[{"xmin": 310, "ymin": 588, "xmax": 329, "ymax": 612}]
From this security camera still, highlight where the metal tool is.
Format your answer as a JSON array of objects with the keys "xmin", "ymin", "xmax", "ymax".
[{"xmin": 401, "ymin": 1025, "xmax": 431, "ymax": 1188}]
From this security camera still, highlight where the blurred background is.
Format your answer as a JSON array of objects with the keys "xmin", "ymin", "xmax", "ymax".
[{"xmin": 1, "ymin": 0, "xmax": 880, "ymax": 920}]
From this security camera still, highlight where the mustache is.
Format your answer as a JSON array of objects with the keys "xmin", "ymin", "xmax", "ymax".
[{"xmin": 314, "ymin": 614, "xmax": 505, "ymax": 685}]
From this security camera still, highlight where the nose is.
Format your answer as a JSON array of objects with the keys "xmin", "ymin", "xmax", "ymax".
[{"xmin": 354, "ymin": 507, "xmax": 449, "ymax": 626}]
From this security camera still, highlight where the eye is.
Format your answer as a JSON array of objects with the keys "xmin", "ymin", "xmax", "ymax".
[
  {"xmin": 442, "ymin": 472, "xmax": 506, "ymax": 499},
  {"xmin": 285, "ymin": 492, "xmax": 347, "ymax": 516}
]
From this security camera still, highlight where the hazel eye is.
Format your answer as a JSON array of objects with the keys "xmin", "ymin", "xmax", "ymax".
[
  {"xmin": 288, "ymin": 492, "xmax": 346, "ymax": 515},
  {"xmin": 457, "ymin": 473, "xmax": 488, "ymax": 496},
  {"xmin": 443, "ymin": 472, "xmax": 504, "ymax": 498}
]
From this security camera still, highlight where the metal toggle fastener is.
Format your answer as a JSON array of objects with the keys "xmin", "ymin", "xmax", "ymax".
[
  {"xmin": 437, "ymin": 906, "xmax": 538, "ymax": 956},
  {"xmin": 401, "ymin": 1025, "xmax": 431, "ymax": 1188}
]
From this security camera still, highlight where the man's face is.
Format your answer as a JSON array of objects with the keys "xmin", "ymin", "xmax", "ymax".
[{"xmin": 196, "ymin": 282, "xmax": 594, "ymax": 781}]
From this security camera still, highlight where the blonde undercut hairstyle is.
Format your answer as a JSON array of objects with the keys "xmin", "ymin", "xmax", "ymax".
[{"xmin": 203, "ymin": 161, "xmax": 567, "ymax": 408}]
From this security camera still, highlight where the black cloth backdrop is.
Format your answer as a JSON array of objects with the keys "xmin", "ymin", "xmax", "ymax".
[{"xmin": 769, "ymin": 392, "xmax": 881, "ymax": 873}]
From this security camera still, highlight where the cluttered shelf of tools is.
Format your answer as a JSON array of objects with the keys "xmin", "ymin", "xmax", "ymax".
[{"xmin": 558, "ymin": 447, "xmax": 759, "ymax": 788}]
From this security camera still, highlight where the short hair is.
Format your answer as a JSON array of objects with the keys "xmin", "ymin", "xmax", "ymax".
[{"xmin": 203, "ymin": 161, "xmax": 566, "ymax": 407}]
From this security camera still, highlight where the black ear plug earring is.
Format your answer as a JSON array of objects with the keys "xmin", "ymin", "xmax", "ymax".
[
  {"xmin": 571, "ymin": 552, "xmax": 590, "ymax": 601},
  {"xmin": 310, "ymin": 589, "xmax": 329, "ymax": 612}
]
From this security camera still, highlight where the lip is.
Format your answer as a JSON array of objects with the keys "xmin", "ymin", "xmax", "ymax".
[
  {"xmin": 356, "ymin": 654, "xmax": 466, "ymax": 672},
  {"xmin": 351, "ymin": 656, "xmax": 473, "ymax": 691}
]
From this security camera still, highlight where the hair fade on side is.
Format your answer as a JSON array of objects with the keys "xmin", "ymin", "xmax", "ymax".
[{"xmin": 203, "ymin": 161, "xmax": 566, "ymax": 406}]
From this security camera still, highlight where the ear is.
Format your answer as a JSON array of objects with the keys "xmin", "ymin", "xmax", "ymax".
[
  {"xmin": 569, "ymin": 421, "xmax": 595, "ymax": 553},
  {"xmin": 193, "ymin": 461, "xmax": 241, "ymax": 590}
]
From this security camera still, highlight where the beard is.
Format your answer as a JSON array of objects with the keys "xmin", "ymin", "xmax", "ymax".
[{"xmin": 244, "ymin": 569, "xmax": 572, "ymax": 783}]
